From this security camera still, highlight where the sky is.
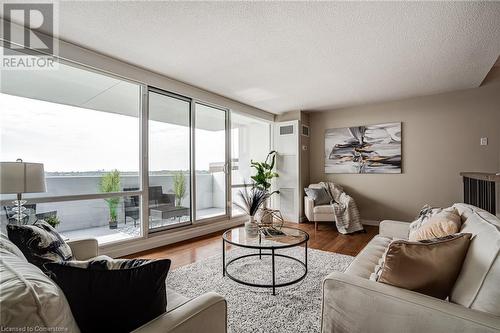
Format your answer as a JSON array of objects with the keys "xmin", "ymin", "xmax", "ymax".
[{"xmin": 0, "ymin": 93, "xmax": 226, "ymax": 172}]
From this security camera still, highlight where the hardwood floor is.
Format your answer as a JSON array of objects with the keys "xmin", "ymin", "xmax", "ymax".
[{"xmin": 126, "ymin": 222, "xmax": 378, "ymax": 270}]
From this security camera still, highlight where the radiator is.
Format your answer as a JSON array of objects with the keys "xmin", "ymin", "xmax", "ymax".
[{"xmin": 461, "ymin": 173, "xmax": 499, "ymax": 215}]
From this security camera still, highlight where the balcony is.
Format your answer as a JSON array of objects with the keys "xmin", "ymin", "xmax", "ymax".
[{"xmin": 0, "ymin": 172, "xmax": 226, "ymax": 244}]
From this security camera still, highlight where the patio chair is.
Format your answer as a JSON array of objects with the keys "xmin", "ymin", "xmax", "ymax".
[
  {"xmin": 123, "ymin": 187, "xmax": 140, "ymax": 227},
  {"xmin": 35, "ymin": 210, "xmax": 57, "ymax": 221},
  {"xmin": 123, "ymin": 186, "xmax": 176, "ymax": 227}
]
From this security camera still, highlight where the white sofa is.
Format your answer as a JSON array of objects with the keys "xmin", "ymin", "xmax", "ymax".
[
  {"xmin": 0, "ymin": 236, "xmax": 227, "ymax": 333},
  {"xmin": 321, "ymin": 203, "xmax": 500, "ymax": 333},
  {"xmin": 305, "ymin": 183, "xmax": 336, "ymax": 230}
]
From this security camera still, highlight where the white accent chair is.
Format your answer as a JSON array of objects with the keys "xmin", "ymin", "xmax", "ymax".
[
  {"xmin": 321, "ymin": 203, "xmax": 500, "ymax": 333},
  {"xmin": 304, "ymin": 183, "xmax": 336, "ymax": 230}
]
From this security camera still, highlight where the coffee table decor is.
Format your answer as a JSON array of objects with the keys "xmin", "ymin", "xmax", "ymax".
[
  {"xmin": 233, "ymin": 186, "xmax": 274, "ymax": 237},
  {"xmin": 222, "ymin": 225, "xmax": 309, "ymax": 295},
  {"xmin": 258, "ymin": 207, "xmax": 284, "ymax": 228}
]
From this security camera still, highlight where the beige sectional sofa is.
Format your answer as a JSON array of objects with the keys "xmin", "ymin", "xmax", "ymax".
[
  {"xmin": 0, "ymin": 236, "xmax": 227, "ymax": 333},
  {"xmin": 321, "ymin": 203, "xmax": 500, "ymax": 333}
]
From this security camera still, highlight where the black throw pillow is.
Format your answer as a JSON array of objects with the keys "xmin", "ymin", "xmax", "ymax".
[
  {"xmin": 45, "ymin": 257, "xmax": 171, "ymax": 333},
  {"xmin": 7, "ymin": 220, "xmax": 73, "ymax": 270}
]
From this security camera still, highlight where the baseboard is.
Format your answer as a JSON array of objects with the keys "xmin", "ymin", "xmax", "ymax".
[
  {"xmin": 100, "ymin": 216, "xmax": 379, "ymax": 258},
  {"xmin": 299, "ymin": 216, "xmax": 379, "ymax": 226},
  {"xmin": 100, "ymin": 216, "xmax": 246, "ymax": 258},
  {"xmin": 361, "ymin": 219, "xmax": 380, "ymax": 226}
]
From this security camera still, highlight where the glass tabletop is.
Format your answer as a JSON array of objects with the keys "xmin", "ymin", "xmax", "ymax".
[{"xmin": 222, "ymin": 226, "xmax": 309, "ymax": 249}]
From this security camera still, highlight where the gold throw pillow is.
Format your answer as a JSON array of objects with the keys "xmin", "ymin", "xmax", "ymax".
[
  {"xmin": 409, "ymin": 208, "xmax": 461, "ymax": 241},
  {"xmin": 378, "ymin": 233, "xmax": 472, "ymax": 299}
]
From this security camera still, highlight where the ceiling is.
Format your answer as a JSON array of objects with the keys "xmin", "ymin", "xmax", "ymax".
[
  {"xmin": 1, "ymin": 48, "xmax": 226, "ymax": 131},
  {"xmin": 9, "ymin": 1, "xmax": 500, "ymax": 113}
]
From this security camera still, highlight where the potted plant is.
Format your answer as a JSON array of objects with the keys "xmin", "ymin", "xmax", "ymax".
[
  {"xmin": 173, "ymin": 171, "xmax": 187, "ymax": 206},
  {"xmin": 250, "ymin": 150, "xmax": 279, "ymax": 193},
  {"xmin": 44, "ymin": 215, "xmax": 61, "ymax": 229},
  {"xmin": 250, "ymin": 150, "xmax": 279, "ymax": 223},
  {"xmin": 99, "ymin": 169, "xmax": 121, "ymax": 229},
  {"xmin": 234, "ymin": 186, "xmax": 272, "ymax": 237}
]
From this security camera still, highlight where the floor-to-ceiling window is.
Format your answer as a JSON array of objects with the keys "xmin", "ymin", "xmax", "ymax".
[
  {"xmin": 0, "ymin": 50, "xmax": 143, "ymax": 244},
  {"xmin": 194, "ymin": 103, "xmax": 228, "ymax": 221},
  {"xmin": 0, "ymin": 47, "xmax": 272, "ymax": 245},
  {"xmin": 230, "ymin": 112, "xmax": 271, "ymax": 216},
  {"xmin": 148, "ymin": 89, "xmax": 191, "ymax": 231}
]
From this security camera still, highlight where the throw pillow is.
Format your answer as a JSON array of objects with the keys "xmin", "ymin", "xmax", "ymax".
[
  {"xmin": 1, "ymin": 232, "xmax": 27, "ymax": 260},
  {"xmin": 377, "ymin": 233, "xmax": 472, "ymax": 299},
  {"xmin": 45, "ymin": 257, "xmax": 171, "ymax": 333},
  {"xmin": 304, "ymin": 187, "xmax": 332, "ymax": 205},
  {"xmin": 7, "ymin": 220, "xmax": 73, "ymax": 270},
  {"xmin": 408, "ymin": 204, "xmax": 442, "ymax": 233},
  {"xmin": 0, "ymin": 237, "xmax": 80, "ymax": 332},
  {"xmin": 409, "ymin": 208, "xmax": 462, "ymax": 241}
]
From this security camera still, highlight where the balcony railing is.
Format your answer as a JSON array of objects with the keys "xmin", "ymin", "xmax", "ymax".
[{"xmin": 0, "ymin": 172, "xmax": 226, "ymax": 244}]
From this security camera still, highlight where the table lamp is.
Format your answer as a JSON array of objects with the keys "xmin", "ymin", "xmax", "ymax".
[{"xmin": 0, "ymin": 159, "xmax": 46, "ymax": 225}]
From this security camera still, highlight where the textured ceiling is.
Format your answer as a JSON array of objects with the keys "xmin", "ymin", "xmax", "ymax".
[{"xmin": 17, "ymin": 2, "xmax": 500, "ymax": 113}]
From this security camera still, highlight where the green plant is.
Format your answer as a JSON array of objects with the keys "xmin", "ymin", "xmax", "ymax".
[
  {"xmin": 99, "ymin": 169, "xmax": 121, "ymax": 223},
  {"xmin": 234, "ymin": 186, "xmax": 272, "ymax": 217},
  {"xmin": 173, "ymin": 172, "xmax": 187, "ymax": 206},
  {"xmin": 250, "ymin": 150, "xmax": 279, "ymax": 192},
  {"xmin": 44, "ymin": 215, "xmax": 60, "ymax": 228}
]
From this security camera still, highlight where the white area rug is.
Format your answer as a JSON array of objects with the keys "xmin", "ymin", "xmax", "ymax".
[{"xmin": 167, "ymin": 246, "xmax": 353, "ymax": 333}]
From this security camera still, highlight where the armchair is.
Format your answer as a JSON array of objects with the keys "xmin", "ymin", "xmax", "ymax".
[{"xmin": 304, "ymin": 184, "xmax": 335, "ymax": 230}]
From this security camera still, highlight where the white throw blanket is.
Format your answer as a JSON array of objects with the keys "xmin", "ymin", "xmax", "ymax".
[{"xmin": 319, "ymin": 182, "xmax": 364, "ymax": 234}]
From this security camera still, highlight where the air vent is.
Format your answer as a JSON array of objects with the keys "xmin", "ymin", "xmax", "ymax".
[
  {"xmin": 279, "ymin": 125, "xmax": 294, "ymax": 135},
  {"xmin": 301, "ymin": 125, "xmax": 310, "ymax": 137}
]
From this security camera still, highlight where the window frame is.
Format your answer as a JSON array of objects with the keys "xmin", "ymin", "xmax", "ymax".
[
  {"xmin": 192, "ymin": 100, "xmax": 231, "ymax": 224},
  {"xmin": 0, "ymin": 52, "xmax": 147, "ymax": 244},
  {"xmin": 0, "ymin": 47, "xmax": 272, "ymax": 246},
  {"xmin": 229, "ymin": 111, "xmax": 273, "ymax": 217},
  {"xmin": 146, "ymin": 87, "xmax": 193, "ymax": 233}
]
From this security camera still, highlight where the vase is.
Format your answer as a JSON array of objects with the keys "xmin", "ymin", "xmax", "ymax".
[
  {"xmin": 245, "ymin": 216, "xmax": 259, "ymax": 238},
  {"xmin": 109, "ymin": 220, "xmax": 118, "ymax": 229}
]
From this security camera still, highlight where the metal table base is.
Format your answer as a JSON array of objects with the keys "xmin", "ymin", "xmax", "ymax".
[{"xmin": 222, "ymin": 237, "xmax": 308, "ymax": 295}]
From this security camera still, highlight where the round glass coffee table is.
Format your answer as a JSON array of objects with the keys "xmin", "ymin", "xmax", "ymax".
[{"xmin": 222, "ymin": 226, "xmax": 309, "ymax": 295}]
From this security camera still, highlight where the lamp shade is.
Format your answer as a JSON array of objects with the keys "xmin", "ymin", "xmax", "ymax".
[{"xmin": 0, "ymin": 161, "xmax": 46, "ymax": 194}]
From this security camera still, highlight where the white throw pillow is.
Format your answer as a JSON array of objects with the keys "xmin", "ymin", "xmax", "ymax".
[{"xmin": 0, "ymin": 242, "xmax": 80, "ymax": 332}]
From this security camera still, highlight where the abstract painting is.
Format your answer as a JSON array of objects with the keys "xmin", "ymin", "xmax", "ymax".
[{"xmin": 325, "ymin": 122, "xmax": 401, "ymax": 174}]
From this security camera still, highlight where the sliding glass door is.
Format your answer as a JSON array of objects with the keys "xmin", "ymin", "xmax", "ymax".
[
  {"xmin": 148, "ymin": 89, "xmax": 192, "ymax": 231},
  {"xmin": 1, "ymin": 45, "xmax": 271, "ymax": 246},
  {"xmin": 230, "ymin": 112, "xmax": 271, "ymax": 217},
  {"xmin": 194, "ymin": 103, "xmax": 229, "ymax": 221}
]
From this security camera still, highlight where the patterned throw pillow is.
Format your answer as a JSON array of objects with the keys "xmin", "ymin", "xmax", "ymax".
[
  {"xmin": 304, "ymin": 187, "xmax": 332, "ymax": 205},
  {"xmin": 45, "ymin": 257, "xmax": 171, "ymax": 333},
  {"xmin": 408, "ymin": 204, "xmax": 442, "ymax": 233},
  {"xmin": 409, "ymin": 208, "xmax": 462, "ymax": 241},
  {"xmin": 7, "ymin": 220, "xmax": 73, "ymax": 270},
  {"xmin": 54, "ymin": 255, "xmax": 153, "ymax": 270}
]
